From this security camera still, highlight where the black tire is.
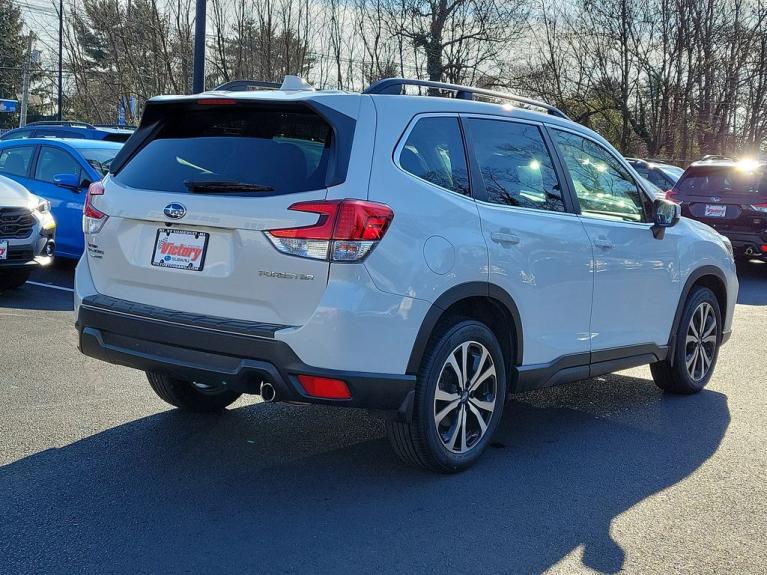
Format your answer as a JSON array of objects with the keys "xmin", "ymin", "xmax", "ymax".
[
  {"xmin": 650, "ymin": 286, "xmax": 722, "ymax": 394},
  {"xmin": 386, "ymin": 319, "xmax": 507, "ymax": 473},
  {"xmin": 146, "ymin": 371, "xmax": 242, "ymax": 412},
  {"xmin": 0, "ymin": 270, "xmax": 31, "ymax": 290}
]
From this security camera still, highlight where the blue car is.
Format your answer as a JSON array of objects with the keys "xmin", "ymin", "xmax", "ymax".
[
  {"xmin": 0, "ymin": 138, "xmax": 123, "ymax": 258},
  {"xmin": 1, "ymin": 121, "xmax": 133, "ymax": 143}
]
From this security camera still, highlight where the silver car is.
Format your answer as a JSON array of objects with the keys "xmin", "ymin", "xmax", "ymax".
[{"xmin": 0, "ymin": 174, "xmax": 56, "ymax": 290}]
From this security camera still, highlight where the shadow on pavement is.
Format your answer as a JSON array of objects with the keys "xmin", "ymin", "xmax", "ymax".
[
  {"xmin": 736, "ymin": 259, "xmax": 767, "ymax": 306},
  {"xmin": 1, "ymin": 258, "xmax": 76, "ymax": 311},
  {"xmin": 0, "ymin": 375, "xmax": 729, "ymax": 574},
  {"xmin": 0, "ymin": 283, "xmax": 73, "ymax": 311}
]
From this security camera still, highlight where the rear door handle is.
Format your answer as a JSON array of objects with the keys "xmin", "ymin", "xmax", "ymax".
[
  {"xmin": 593, "ymin": 237, "xmax": 614, "ymax": 249},
  {"xmin": 491, "ymin": 232, "xmax": 520, "ymax": 245}
]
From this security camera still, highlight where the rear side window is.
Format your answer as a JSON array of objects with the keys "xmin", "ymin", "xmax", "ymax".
[
  {"xmin": 0, "ymin": 146, "xmax": 34, "ymax": 177},
  {"xmin": 466, "ymin": 118, "xmax": 565, "ymax": 212},
  {"xmin": 114, "ymin": 105, "xmax": 333, "ymax": 195},
  {"xmin": 676, "ymin": 167, "xmax": 766, "ymax": 195},
  {"xmin": 399, "ymin": 116, "xmax": 469, "ymax": 195}
]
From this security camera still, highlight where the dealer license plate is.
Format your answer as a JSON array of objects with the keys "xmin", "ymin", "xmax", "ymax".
[
  {"xmin": 151, "ymin": 228, "xmax": 209, "ymax": 271},
  {"xmin": 704, "ymin": 205, "xmax": 727, "ymax": 218}
]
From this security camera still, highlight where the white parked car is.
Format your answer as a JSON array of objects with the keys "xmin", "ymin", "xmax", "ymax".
[
  {"xmin": 0, "ymin": 174, "xmax": 55, "ymax": 290},
  {"xmin": 74, "ymin": 77, "xmax": 738, "ymax": 472}
]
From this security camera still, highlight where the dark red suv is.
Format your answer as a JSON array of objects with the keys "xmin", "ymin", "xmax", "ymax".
[{"xmin": 669, "ymin": 158, "xmax": 767, "ymax": 259}]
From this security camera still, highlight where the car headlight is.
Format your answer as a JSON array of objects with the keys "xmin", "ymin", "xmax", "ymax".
[
  {"xmin": 721, "ymin": 235, "xmax": 734, "ymax": 260},
  {"xmin": 32, "ymin": 199, "xmax": 56, "ymax": 230},
  {"xmin": 33, "ymin": 199, "xmax": 50, "ymax": 214}
]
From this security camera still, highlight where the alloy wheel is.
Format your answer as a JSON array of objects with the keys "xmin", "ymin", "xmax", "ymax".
[
  {"xmin": 433, "ymin": 341, "xmax": 497, "ymax": 454},
  {"xmin": 685, "ymin": 302, "xmax": 717, "ymax": 382}
]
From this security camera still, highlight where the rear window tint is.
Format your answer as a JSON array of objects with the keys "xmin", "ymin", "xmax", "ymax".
[
  {"xmin": 677, "ymin": 167, "xmax": 766, "ymax": 195},
  {"xmin": 113, "ymin": 106, "xmax": 332, "ymax": 195},
  {"xmin": 399, "ymin": 116, "xmax": 469, "ymax": 195}
]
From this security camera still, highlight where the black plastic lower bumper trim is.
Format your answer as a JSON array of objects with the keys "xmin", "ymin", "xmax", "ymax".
[{"xmin": 77, "ymin": 296, "xmax": 415, "ymax": 411}]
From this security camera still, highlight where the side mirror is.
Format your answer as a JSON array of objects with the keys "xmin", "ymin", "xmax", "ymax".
[
  {"xmin": 651, "ymin": 198, "xmax": 681, "ymax": 239},
  {"xmin": 53, "ymin": 173, "xmax": 81, "ymax": 191}
]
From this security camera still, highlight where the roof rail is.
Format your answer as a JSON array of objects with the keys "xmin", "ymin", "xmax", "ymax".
[
  {"xmin": 700, "ymin": 154, "xmax": 735, "ymax": 162},
  {"xmin": 27, "ymin": 120, "xmax": 96, "ymax": 129},
  {"xmin": 213, "ymin": 79, "xmax": 282, "ymax": 92},
  {"xmin": 363, "ymin": 78, "xmax": 569, "ymax": 119},
  {"xmin": 94, "ymin": 124, "xmax": 136, "ymax": 130}
]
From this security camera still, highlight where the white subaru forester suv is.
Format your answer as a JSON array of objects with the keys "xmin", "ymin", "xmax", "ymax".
[{"xmin": 75, "ymin": 77, "xmax": 738, "ymax": 472}]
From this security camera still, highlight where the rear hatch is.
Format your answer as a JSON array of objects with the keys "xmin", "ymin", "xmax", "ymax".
[
  {"xmin": 87, "ymin": 95, "xmax": 357, "ymax": 327},
  {"xmin": 674, "ymin": 164, "xmax": 767, "ymax": 232}
]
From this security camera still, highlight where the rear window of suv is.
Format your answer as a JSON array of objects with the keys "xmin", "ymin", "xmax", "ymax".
[
  {"xmin": 677, "ymin": 166, "xmax": 767, "ymax": 195},
  {"xmin": 113, "ymin": 105, "xmax": 333, "ymax": 195}
]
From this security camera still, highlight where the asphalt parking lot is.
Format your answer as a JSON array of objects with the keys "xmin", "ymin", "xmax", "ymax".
[{"xmin": 1, "ymin": 260, "xmax": 765, "ymax": 574}]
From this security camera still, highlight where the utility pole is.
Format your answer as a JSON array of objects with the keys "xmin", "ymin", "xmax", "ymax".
[
  {"xmin": 19, "ymin": 34, "xmax": 33, "ymax": 128},
  {"xmin": 192, "ymin": 0, "xmax": 206, "ymax": 93},
  {"xmin": 57, "ymin": 0, "xmax": 63, "ymax": 120}
]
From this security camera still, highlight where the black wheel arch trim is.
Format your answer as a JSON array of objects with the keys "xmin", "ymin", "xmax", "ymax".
[
  {"xmin": 668, "ymin": 265, "xmax": 728, "ymax": 365},
  {"xmin": 405, "ymin": 282, "xmax": 524, "ymax": 374}
]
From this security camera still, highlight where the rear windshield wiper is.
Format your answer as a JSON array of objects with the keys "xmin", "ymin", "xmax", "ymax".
[{"xmin": 184, "ymin": 179, "xmax": 275, "ymax": 193}]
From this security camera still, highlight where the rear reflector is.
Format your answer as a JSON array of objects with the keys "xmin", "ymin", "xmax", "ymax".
[
  {"xmin": 297, "ymin": 375, "xmax": 351, "ymax": 399},
  {"xmin": 761, "ymin": 245, "xmax": 767, "ymax": 253}
]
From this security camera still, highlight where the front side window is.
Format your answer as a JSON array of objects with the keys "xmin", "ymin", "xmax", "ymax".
[
  {"xmin": 466, "ymin": 118, "xmax": 565, "ymax": 212},
  {"xmin": 399, "ymin": 116, "xmax": 469, "ymax": 195},
  {"xmin": 0, "ymin": 146, "xmax": 34, "ymax": 176},
  {"xmin": 552, "ymin": 130, "xmax": 648, "ymax": 223},
  {"xmin": 35, "ymin": 147, "xmax": 82, "ymax": 184}
]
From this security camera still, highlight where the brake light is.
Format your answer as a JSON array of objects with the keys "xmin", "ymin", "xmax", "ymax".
[
  {"xmin": 665, "ymin": 189, "xmax": 681, "ymax": 204},
  {"xmin": 750, "ymin": 203, "xmax": 767, "ymax": 213},
  {"xmin": 761, "ymin": 245, "xmax": 767, "ymax": 253},
  {"xmin": 197, "ymin": 98, "xmax": 237, "ymax": 105},
  {"xmin": 83, "ymin": 181, "xmax": 108, "ymax": 234},
  {"xmin": 297, "ymin": 375, "xmax": 351, "ymax": 399},
  {"xmin": 266, "ymin": 199, "xmax": 394, "ymax": 261}
]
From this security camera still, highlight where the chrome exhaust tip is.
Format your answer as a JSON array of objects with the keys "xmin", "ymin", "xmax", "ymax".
[
  {"xmin": 745, "ymin": 247, "xmax": 754, "ymax": 256},
  {"xmin": 260, "ymin": 381, "xmax": 276, "ymax": 402}
]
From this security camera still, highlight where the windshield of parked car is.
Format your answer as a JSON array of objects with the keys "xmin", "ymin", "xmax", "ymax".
[
  {"xmin": 677, "ymin": 166, "xmax": 766, "ymax": 195},
  {"xmin": 658, "ymin": 165, "xmax": 684, "ymax": 181},
  {"xmin": 81, "ymin": 148, "xmax": 120, "ymax": 176}
]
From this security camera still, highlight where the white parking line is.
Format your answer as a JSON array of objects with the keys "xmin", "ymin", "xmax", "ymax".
[{"xmin": 26, "ymin": 281, "xmax": 75, "ymax": 293}]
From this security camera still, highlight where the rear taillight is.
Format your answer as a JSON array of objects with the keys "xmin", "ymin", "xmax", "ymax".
[
  {"xmin": 265, "ymin": 199, "xmax": 394, "ymax": 262},
  {"xmin": 665, "ymin": 189, "xmax": 681, "ymax": 204},
  {"xmin": 83, "ymin": 181, "xmax": 108, "ymax": 234},
  {"xmin": 750, "ymin": 203, "xmax": 767, "ymax": 213}
]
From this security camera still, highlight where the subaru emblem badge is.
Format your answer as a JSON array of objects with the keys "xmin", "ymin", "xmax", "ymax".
[
  {"xmin": 712, "ymin": 196, "xmax": 721, "ymax": 202},
  {"xmin": 164, "ymin": 203, "xmax": 186, "ymax": 219}
]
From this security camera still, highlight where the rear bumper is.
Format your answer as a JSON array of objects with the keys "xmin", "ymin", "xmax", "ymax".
[
  {"xmin": 76, "ymin": 295, "xmax": 415, "ymax": 413},
  {"xmin": 0, "ymin": 254, "xmax": 53, "ymax": 269},
  {"xmin": 715, "ymin": 230, "xmax": 767, "ymax": 256}
]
